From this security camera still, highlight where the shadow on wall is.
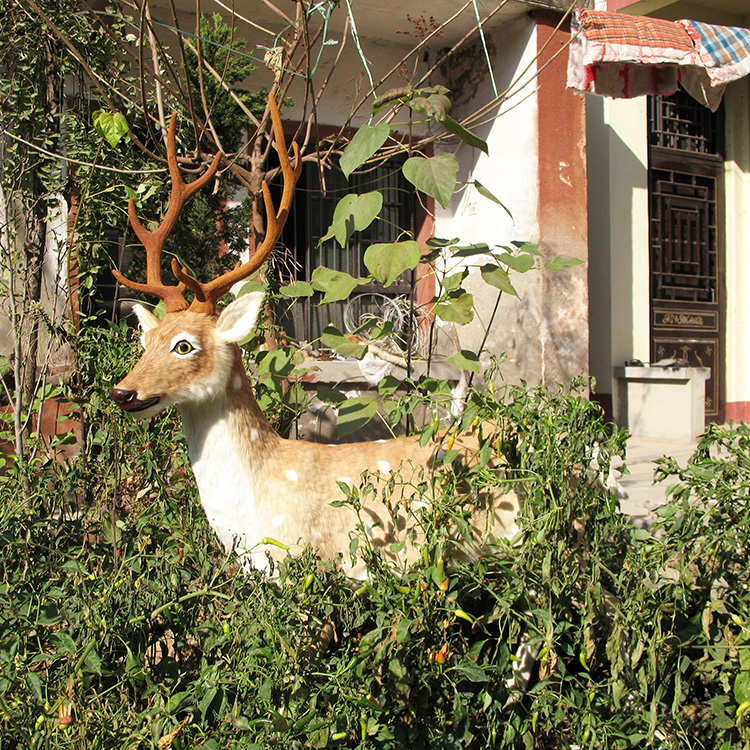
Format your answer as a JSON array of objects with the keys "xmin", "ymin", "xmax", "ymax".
[{"xmin": 587, "ymin": 95, "xmax": 646, "ymax": 409}]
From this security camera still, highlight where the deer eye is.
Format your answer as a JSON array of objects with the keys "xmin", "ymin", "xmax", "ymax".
[{"xmin": 173, "ymin": 340, "xmax": 194, "ymax": 356}]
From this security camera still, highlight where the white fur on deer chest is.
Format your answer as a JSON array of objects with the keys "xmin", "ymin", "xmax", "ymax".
[{"xmin": 180, "ymin": 406, "xmax": 273, "ymax": 564}]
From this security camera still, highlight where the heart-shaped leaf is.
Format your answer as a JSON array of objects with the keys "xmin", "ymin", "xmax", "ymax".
[
  {"xmin": 434, "ymin": 292, "xmax": 474, "ymax": 324},
  {"xmin": 442, "ymin": 117, "xmax": 488, "ymax": 154},
  {"xmin": 544, "ymin": 256, "xmax": 585, "ymax": 272},
  {"xmin": 364, "ymin": 241, "xmax": 421, "ymax": 286},
  {"xmin": 340, "ymin": 123, "xmax": 390, "ymax": 179},
  {"xmin": 337, "ymin": 396, "xmax": 379, "ymax": 438},
  {"xmin": 402, "ymin": 154, "xmax": 459, "ymax": 209},
  {"xmin": 311, "ymin": 267, "xmax": 365, "ymax": 304},
  {"xmin": 320, "ymin": 325, "xmax": 366, "ymax": 359},
  {"xmin": 496, "ymin": 252, "xmax": 535, "ymax": 273},
  {"xmin": 93, "ymin": 110, "xmax": 129, "ymax": 147},
  {"xmin": 319, "ymin": 191, "xmax": 384, "ymax": 247},
  {"xmin": 481, "ymin": 264, "xmax": 519, "ymax": 297},
  {"xmin": 279, "ymin": 280, "xmax": 314, "ymax": 298},
  {"xmin": 474, "ymin": 180, "xmax": 511, "ymax": 216},
  {"xmin": 447, "ymin": 350, "xmax": 481, "ymax": 373}
]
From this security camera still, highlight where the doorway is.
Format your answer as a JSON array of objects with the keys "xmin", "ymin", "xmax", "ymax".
[{"xmin": 648, "ymin": 90, "xmax": 725, "ymax": 424}]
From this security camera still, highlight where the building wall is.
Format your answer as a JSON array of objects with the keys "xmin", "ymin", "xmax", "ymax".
[
  {"xmin": 724, "ymin": 78, "xmax": 750, "ymax": 421},
  {"xmin": 434, "ymin": 15, "xmax": 544, "ymax": 385},
  {"xmin": 588, "ymin": 0, "xmax": 750, "ymax": 422},
  {"xmin": 434, "ymin": 13, "xmax": 590, "ymax": 389},
  {"xmin": 587, "ymin": 97, "xmax": 650, "ymax": 402}
]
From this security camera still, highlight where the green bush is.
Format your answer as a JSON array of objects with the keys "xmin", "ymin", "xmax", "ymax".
[{"xmin": 1, "ymin": 325, "xmax": 749, "ymax": 749}]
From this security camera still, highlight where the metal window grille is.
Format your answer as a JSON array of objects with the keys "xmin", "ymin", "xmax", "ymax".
[
  {"xmin": 278, "ymin": 158, "xmax": 415, "ymax": 347},
  {"xmin": 650, "ymin": 169, "xmax": 718, "ymax": 303},
  {"xmin": 648, "ymin": 89, "xmax": 723, "ymax": 155}
]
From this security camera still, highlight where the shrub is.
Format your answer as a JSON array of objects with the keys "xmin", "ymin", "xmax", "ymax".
[{"xmin": 1, "ymin": 332, "xmax": 748, "ymax": 748}]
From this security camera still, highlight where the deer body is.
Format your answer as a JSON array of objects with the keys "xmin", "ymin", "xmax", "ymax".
[
  {"xmin": 109, "ymin": 95, "xmax": 519, "ymax": 577},
  {"xmin": 113, "ymin": 295, "xmax": 520, "ymax": 576}
]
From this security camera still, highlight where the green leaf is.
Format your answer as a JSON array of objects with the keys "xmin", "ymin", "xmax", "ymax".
[
  {"xmin": 378, "ymin": 375, "xmax": 402, "ymax": 397},
  {"xmin": 442, "ymin": 117, "xmax": 488, "ymax": 154},
  {"xmin": 84, "ymin": 648, "xmax": 103, "ymax": 676},
  {"xmin": 337, "ymin": 396, "xmax": 379, "ymax": 438},
  {"xmin": 319, "ymin": 191, "xmax": 383, "ymax": 247},
  {"xmin": 320, "ymin": 325, "xmax": 366, "ymax": 359},
  {"xmin": 316, "ymin": 384, "xmax": 347, "ymax": 406},
  {"xmin": 402, "ymin": 154, "xmax": 459, "ymax": 209},
  {"xmin": 735, "ymin": 648, "xmax": 750, "ymax": 705},
  {"xmin": 278, "ymin": 280, "xmax": 314, "ymax": 298},
  {"xmin": 452, "ymin": 243, "xmax": 490, "ymax": 258},
  {"xmin": 496, "ymin": 252, "xmax": 535, "ymax": 273},
  {"xmin": 474, "ymin": 181, "xmax": 511, "ymax": 216},
  {"xmin": 364, "ymin": 241, "xmax": 421, "ymax": 286},
  {"xmin": 93, "ymin": 110, "xmax": 129, "ymax": 147},
  {"xmin": 544, "ymin": 256, "xmax": 585, "ymax": 272},
  {"xmin": 340, "ymin": 123, "xmax": 390, "ymax": 179},
  {"xmin": 25, "ymin": 673, "xmax": 43, "ymax": 703},
  {"xmin": 443, "ymin": 271, "xmax": 466, "ymax": 293},
  {"xmin": 408, "ymin": 91, "xmax": 452, "ymax": 120},
  {"xmin": 52, "ymin": 632, "xmax": 76, "ymax": 654},
  {"xmin": 237, "ymin": 280, "xmax": 265, "ymax": 297},
  {"xmin": 516, "ymin": 241, "xmax": 542, "ymax": 256},
  {"xmin": 481, "ymin": 264, "xmax": 518, "ymax": 297},
  {"xmin": 310, "ymin": 267, "xmax": 365, "ymax": 304},
  {"xmin": 434, "ymin": 292, "xmax": 474, "ymax": 324},
  {"xmin": 449, "ymin": 662, "xmax": 489, "ymax": 683},
  {"xmin": 447, "ymin": 350, "xmax": 481, "ymax": 373},
  {"xmin": 255, "ymin": 348, "xmax": 296, "ymax": 379},
  {"xmin": 427, "ymin": 236, "xmax": 460, "ymax": 248}
]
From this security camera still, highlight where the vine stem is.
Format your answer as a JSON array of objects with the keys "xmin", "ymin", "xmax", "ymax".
[{"xmin": 467, "ymin": 289, "xmax": 502, "ymax": 390}]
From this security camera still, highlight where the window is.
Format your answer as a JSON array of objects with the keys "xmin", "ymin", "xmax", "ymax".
[{"xmin": 277, "ymin": 156, "xmax": 419, "ymax": 348}]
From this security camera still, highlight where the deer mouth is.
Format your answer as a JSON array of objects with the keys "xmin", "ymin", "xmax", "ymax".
[{"xmin": 110, "ymin": 388, "xmax": 161, "ymax": 413}]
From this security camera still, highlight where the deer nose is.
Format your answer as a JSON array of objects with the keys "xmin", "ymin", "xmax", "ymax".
[
  {"xmin": 110, "ymin": 387, "xmax": 161, "ymax": 413},
  {"xmin": 111, "ymin": 387, "xmax": 138, "ymax": 406}
]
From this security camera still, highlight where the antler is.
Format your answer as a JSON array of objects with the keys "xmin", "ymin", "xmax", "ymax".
[
  {"xmin": 174, "ymin": 94, "xmax": 302, "ymax": 314},
  {"xmin": 114, "ymin": 93, "xmax": 301, "ymax": 315},
  {"xmin": 112, "ymin": 114, "xmax": 223, "ymax": 312}
]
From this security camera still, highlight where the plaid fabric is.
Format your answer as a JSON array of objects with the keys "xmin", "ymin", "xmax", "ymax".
[
  {"xmin": 679, "ymin": 20, "xmax": 750, "ymax": 84},
  {"xmin": 576, "ymin": 9, "xmax": 694, "ymax": 58},
  {"xmin": 568, "ymin": 9, "xmax": 750, "ymax": 110}
]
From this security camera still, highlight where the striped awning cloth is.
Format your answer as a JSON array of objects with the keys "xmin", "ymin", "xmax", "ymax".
[{"xmin": 567, "ymin": 9, "xmax": 750, "ymax": 110}]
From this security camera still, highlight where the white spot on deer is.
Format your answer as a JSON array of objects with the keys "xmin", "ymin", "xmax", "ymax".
[
  {"xmin": 233, "ymin": 375, "xmax": 242, "ymax": 390},
  {"xmin": 250, "ymin": 429, "xmax": 260, "ymax": 442},
  {"xmin": 286, "ymin": 469, "xmax": 299, "ymax": 482},
  {"xmin": 378, "ymin": 461, "xmax": 391, "ymax": 474},
  {"xmin": 272, "ymin": 514, "xmax": 285, "ymax": 529}
]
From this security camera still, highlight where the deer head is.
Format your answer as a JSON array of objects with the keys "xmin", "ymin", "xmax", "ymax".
[{"xmin": 111, "ymin": 95, "xmax": 301, "ymax": 417}]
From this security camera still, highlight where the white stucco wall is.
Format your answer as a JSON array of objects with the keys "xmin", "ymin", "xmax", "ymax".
[{"xmin": 432, "ymin": 15, "xmax": 543, "ymax": 383}]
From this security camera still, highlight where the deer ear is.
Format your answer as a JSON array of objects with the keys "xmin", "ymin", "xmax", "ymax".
[
  {"xmin": 216, "ymin": 291, "xmax": 265, "ymax": 343},
  {"xmin": 132, "ymin": 304, "xmax": 160, "ymax": 347}
]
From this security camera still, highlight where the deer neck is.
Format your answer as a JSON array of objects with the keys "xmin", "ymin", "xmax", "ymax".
[{"xmin": 177, "ymin": 347, "xmax": 280, "ymax": 552}]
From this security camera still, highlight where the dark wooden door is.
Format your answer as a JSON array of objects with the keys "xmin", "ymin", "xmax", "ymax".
[{"xmin": 648, "ymin": 92, "xmax": 725, "ymax": 424}]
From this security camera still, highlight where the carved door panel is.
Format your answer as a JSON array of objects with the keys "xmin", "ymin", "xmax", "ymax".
[{"xmin": 648, "ymin": 93, "xmax": 725, "ymax": 424}]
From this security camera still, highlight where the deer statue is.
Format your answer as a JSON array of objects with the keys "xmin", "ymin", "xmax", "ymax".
[{"xmin": 110, "ymin": 95, "xmax": 521, "ymax": 578}]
